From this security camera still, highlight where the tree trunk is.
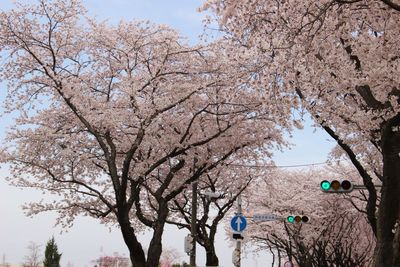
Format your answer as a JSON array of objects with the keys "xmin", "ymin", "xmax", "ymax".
[
  {"xmin": 147, "ymin": 201, "xmax": 169, "ymax": 267},
  {"xmin": 205, "ymin": 245, "xmax": 219, "ymax": 267},
  {"xmin": 119, "ymin": 217, "xmax": 147, "ymax": 267},
  {"xmin": 373, "ymin": 117, "xmax": 400, "ymax": 267},
  {"xmin": 117, "ymin": 198, "xmax": 169, "ymax": 267},
  {"xmin": 202, "ymin": 224, "xmax": 219, "ymax": 267}
]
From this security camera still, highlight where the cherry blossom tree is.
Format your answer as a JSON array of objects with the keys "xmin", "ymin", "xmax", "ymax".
[
  {"xmin": 159, "ymin": 248, "xmax": 182, "ymax": 267},
  {"xmin": 246, "ymin": 167, "xmax": 375, "ymax": 267},
  {"xmin": 202, "ymin": 0, "xmax": 400, "ymax": 265},
  {"xmin": 167, "ymin": 162, "xmax": 269, "ymax": 266},
  {"xmin": 257, "ymin": 209, "xmax": 374, "ymax": 267},
  {"xmin": 0, "ymin": 1, "xmax": 288, "ymax": 267},
  {"xmin": 92, "ymin": 252, "xmax": 130, "ymax": 267}
]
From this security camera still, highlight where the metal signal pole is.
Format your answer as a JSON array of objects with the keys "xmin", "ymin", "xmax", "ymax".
[
  {"xmin": 190, "ymin": 180, "xmax": 197, "ymax": 267},
  {"xmin": 235, "ymin": 195, "xmax": 242, "ymax": 267}
]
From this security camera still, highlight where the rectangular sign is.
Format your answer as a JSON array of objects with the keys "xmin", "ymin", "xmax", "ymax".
[{"xmin": 253, "ymin": 214, "xmax": 277, "ymax": 221}]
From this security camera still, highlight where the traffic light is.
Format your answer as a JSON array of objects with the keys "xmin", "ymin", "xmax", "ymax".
[
  {"xmin": 287, "ymin": 215, "xmax": 309, "ymax": 224},
  {"xmin": 320, "ymin": 180, "xmax": 354, "ymax": 193}
]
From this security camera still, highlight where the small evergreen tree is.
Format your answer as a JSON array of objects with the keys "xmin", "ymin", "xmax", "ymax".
[{"xmin": 43, "ymin": 237, "xmax": 62, "ymax": 267}]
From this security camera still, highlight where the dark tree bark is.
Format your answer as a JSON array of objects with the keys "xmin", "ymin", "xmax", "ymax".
[
  {"xmin": 119, "ymin": 213, "xmax": 147, "ymax": 267},
  {"xmin": 201, "ymin": 212, "xmax": 220, "ymax": 267},
  {"xmin": 373, "ymin": 114, "xmax": 400, "ymax": 267},
  {"xmin": 147, "ymin": 201, "xmax": 169, "ymax": 267},
  {"xmin": 204, "ymin": 242, "xmax": 219, "ymax": 266}
]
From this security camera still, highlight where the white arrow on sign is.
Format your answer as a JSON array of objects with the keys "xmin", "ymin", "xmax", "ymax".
[{"xmin": 235, "ymin": 216, "xmax": 243, "ymax": 231}]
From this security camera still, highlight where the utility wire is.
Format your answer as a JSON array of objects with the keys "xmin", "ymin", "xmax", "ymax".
[{"xmin": 227, "ymin": 161, "xmax": 336, "ymax": 169}]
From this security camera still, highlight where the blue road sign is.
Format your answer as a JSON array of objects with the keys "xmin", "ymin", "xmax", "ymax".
[{"xmin": 230, "ymin": 215, "xmax": 247, "ymax": 232}]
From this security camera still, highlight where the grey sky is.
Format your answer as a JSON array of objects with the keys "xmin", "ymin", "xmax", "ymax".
[{"xmin": 0, "ymin": 1, "xmax": 334, "ymax": 266}]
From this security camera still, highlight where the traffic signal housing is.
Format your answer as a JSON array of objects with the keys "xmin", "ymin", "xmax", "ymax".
[
  {"xmin": 287, "ymin": 215, "xmax": 309, "ymax": 224},
  {"xmin": 320, "ymin": 180, "xmax": 354, "ymax": 193}
]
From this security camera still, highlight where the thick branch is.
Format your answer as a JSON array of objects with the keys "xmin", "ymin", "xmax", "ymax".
[{"xmin": 380, "ymin": 0, "xmax": 400, "ymax": 11}]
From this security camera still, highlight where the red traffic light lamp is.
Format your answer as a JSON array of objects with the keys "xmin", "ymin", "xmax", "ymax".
[{"xmin": 320, "ymin": 180, "xmax": 353, "ymax": 193}]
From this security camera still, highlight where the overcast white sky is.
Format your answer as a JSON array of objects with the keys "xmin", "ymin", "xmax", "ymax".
[{"xmin": 0, "ymin": 1, "xmax": 334, "ymax": 266}]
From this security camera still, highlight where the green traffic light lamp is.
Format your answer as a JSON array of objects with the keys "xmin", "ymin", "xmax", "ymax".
[
  {"xmin": 287, "ymin": 216, "xmax": 295, "ymax": 223},
  {"xmin": 321, "ymin": 180, "xmax": 331, "ymax": 191}
]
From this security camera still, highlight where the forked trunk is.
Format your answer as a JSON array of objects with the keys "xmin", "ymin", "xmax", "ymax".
[{"xmin": 118, "ymin": 201, "xmax": 169, "ymax": 267}]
